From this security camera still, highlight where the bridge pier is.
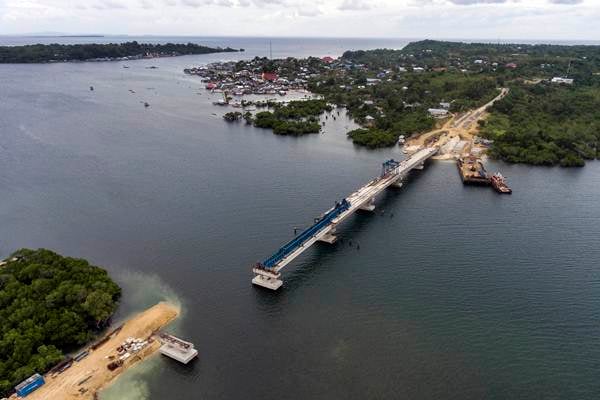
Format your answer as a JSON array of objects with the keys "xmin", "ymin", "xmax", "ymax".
[
  {"xmin": 392, "ymin": 177, "xmax": 404, "ymax": 188},
  {"xmin": 414, "ymin": 162, "xmax": 425, "ymax": 170},
  {"xmin": 252, "ymin": 268, "xmax": 284, "ymax": 290},
  {"xmin": 318, "ymin": 228, "xmax": 338, "ymax": 244},
  {"xmin": 252, "ymin": 275, "xmax": 283, "ymax": 290},
  {"xmin": 359, "ymin": 198, "xmax": 376, "ymax": 212}
]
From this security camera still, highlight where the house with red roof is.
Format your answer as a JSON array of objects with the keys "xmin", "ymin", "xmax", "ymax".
[
  {"xmin": 261, "ymin": 72, "xmax": 279, "ymax": 81},
  {"xmin": 322, "ymin": 56, "xmax": 335, "ymax": 64}
]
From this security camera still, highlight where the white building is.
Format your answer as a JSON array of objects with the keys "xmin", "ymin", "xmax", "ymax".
[
  {"xmin": 428, "ymin": 108, "xmax": 449, "ymax": 119},
  {"xmin": 551, "ymin": 77, "xmax": 574, "ymax": 85}
]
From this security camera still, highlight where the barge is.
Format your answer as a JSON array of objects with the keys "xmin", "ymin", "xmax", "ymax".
[{"xmin": 457, "ymin": 156, "xmax": 490, "ymax": 185}]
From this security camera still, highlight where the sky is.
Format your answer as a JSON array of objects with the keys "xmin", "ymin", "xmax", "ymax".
[{"xmin": 0, "ymin": 0, "xmax": 599, "ymax": 40}]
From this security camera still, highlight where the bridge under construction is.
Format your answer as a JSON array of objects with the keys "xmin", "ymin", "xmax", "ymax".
[{"xmin": 252, "ymin": 147, "xmax": 438, "ymax": 290}]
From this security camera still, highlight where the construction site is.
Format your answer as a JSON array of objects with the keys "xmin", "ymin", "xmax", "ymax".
[
  {"xmin": 403, "ymin": 88, "xmax": 511, "ymax": 193},
  {"xmin": 10, "ymin": 303, "xmax": 180, "ymax": 400}
]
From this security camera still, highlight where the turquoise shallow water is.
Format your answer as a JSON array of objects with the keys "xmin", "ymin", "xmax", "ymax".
[{"xmin": 1, "ymin": 37, "xmax": 599, "ymax": 400}]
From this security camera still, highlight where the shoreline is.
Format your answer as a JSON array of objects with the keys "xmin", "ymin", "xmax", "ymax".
[
  {"xmin": 13, "ymin": 302, "xmax": 180, "ymax": 400},
  {"xmin": 0, "ymin": 51, "xmax": 237, "ymax": 65}
]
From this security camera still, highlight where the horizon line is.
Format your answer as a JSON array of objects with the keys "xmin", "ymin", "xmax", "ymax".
[{"xmin": 1, "ymin": 33, "xmax": 599, "ymax": 44}]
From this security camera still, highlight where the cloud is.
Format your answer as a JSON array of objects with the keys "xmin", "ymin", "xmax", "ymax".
[
  {"xmin": 0, "ymin": 0, "xmax": 596, "ymax": 40},
  {"xmin": 339, "ymin": 0, "xmax": 372, "ymax": 10},
  {"xmin": 448, "ymin": 0, "xmax": 507, "ymax": 4},
  {"xmin": 297, "ymin": 6, "xmax": 320, "ymax": 16},
  {"xmin": 178, "ymin": 0, "xmax": 235, "ymax": 6},
  {"xmin": 139, "ymin": 0, "xmax": 153, "ymax": 9},
  {"xmin": 93, "ymin": 0, "xmax": 127, "ymax": 10}
]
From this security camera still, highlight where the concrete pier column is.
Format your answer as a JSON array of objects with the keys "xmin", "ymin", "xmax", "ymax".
[
  {"xmin": 392, "ymin": 178, "xmax": 404, "ymax": 188},
  {"xmin": 318, "ymin": 227, "xmax": 337, "ymax": 244},
  {"xmin": 359, "ymin": 198, "xmax": 376, "ymax": 212},
  {"xmin": 252, "ymin": 275, "xmax": 283, "ymax": 290},
  {"xmin": 414, "ymin": 162, "xmax": 425, "ymax": 170}
]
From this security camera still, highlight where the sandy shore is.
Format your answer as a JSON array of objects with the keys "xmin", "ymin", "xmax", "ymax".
[{"xmin": 14, "ymin": 302, "xmax": 179, "ymax": 400}]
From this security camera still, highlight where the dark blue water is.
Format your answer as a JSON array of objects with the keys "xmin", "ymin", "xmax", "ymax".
[{"xmin": 1, "ymin": 37, "xmax": 599, "ymax": 399}]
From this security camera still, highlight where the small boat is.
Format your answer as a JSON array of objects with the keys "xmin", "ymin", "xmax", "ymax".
[
  {"xmin": 490, "ymin": 173, "xmax": 512, "ymax": 194},
  {"xmin": 144, "ymin": 102, "xmax": 150, "ymax": 108},
  {"xmin": 90, "ymin": 86, "xmax": 94, "ymax": 91}
]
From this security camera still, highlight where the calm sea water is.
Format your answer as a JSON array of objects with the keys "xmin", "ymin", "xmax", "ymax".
[{"xmin": 1, "ymin": 37, "xmax": 599, "ymax": 400}]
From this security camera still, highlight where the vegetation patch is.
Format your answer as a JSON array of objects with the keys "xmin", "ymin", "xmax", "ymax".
[
  {"xmin": 251, "ymin": 99, "xmax": 331, "ymax": 136},
  {"xmin": 347, "ymin": 128, "xmax": 398, "ymax": 148},
  {"xmin": 223, "ymin": 111, "xmax": 243, "ymax": 122},
  {"xmin": 480, "ymin": 84, "xmax": 600, "ymax": 167},
  {"xmin": 0, "ymin": 249, "xmax": 121, "ymax": 395},
  {"xmin": 0, "ymin": 41, "xmax": 238, "ymax": 63}
]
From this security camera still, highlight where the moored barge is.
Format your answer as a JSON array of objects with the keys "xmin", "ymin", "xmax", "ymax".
[{"xmin": 457, "ymin": 156, "xmax": 490, "ymax": 185}]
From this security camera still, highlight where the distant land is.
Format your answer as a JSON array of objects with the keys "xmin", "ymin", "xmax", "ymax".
[
  {"xmin": 0, "ymin": 41, "xmax": 240, "ymax": 63},
  {"xmin": 196, "ymin": 39, "xmax": 600, "ymax": 167},
  {"xmin": 57, "ymin": 35, "xmax": 105, "ymax": 38}
]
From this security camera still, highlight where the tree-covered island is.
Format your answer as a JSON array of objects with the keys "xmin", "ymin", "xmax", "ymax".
[
  {"xmin": 0, "ymin": 249, "xmax": 121, "ymax": 396},
  {"xmin": 0, "ymin": 41, "xmax": 239, "ymax": 63},
  {"xmin": 224, "ymin": 100, "xmax": 332, "ymax": 135}
]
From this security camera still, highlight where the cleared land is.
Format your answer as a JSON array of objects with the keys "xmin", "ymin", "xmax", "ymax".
[
  {"xmin": 11, "ymin": 302, "xmax": 179, "ymax": 400},
  {"xmin": 405, "ymin": 88, "xmax": 509, "ymax": 158}
]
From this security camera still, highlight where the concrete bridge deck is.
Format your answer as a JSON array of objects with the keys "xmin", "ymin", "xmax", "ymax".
[{"xmin": 252, "ymin": 147, "xmax": 438, "ymax": 290}]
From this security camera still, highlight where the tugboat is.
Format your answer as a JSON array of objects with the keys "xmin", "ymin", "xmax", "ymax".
[{"xmin": 490, "ymin": 173, "xmax": 512, "ymax": 194}]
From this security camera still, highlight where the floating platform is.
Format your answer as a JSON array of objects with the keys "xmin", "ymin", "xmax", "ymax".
[{"xmin": 158, "ymin": 334, "xmax": 198, "ymax": 364}]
